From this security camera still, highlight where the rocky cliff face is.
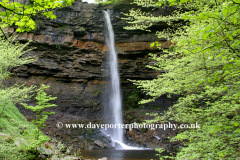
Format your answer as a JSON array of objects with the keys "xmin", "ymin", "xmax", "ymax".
[{"xmin": 5, "ymin": 0, "xmax": 178, "ymax": 150}]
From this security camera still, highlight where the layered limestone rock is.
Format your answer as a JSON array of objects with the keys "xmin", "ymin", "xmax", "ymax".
[{"xmin": 4, "ymin": 0, "xmax": 177, "ymax": 149}]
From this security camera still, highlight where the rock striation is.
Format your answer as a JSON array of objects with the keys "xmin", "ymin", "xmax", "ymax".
[{"xmin": 4, "ymin": 0, "xmax": 178, "ymax": 149}]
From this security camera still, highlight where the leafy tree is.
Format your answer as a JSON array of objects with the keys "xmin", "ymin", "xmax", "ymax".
[
  {"xmin": 0, "ymin": 36, "xmax": 45, "ymax": 156},
  {"xmin": 0, "ymin": 0, "xmax": 74, "ymax": 116},
  {"xmin": 0, "ymin": 0, "xmax": 73, "ymax": 157},
  {"xmin": 0, "ymin": 37, "xmax": 36, "ymax": 118},
  {"xmin": 0, "ymin": 0, "xmax": 74, "ymax": 34},
  {"xmin": 123, "ymin": 0, "xmax": 240, "ymax": 159},
  {"xmin": 0, "ymin": 38, "xmax": 63, "ymax": 158},
  {"xmin": 21, "ymin": 84, "xmax": 57, "ymax": 140}
]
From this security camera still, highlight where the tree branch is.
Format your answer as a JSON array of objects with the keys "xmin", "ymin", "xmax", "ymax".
[{"xmin": 0, "ymin": 26, "xmax": 9, "ymax": 41}]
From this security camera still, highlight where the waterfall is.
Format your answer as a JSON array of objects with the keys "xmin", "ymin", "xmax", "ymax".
[
  {"xmin": 103, "ymin": 10, "xmax": 124, "ymax": 147},
  {"xmin": 102, "ymin": 10, "xmax": 145, "ymax": 150}
]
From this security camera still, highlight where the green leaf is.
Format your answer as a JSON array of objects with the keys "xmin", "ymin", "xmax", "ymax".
[
  {"xmin": 14, "ymin": 2, "xmax": 24, "ymax": 7},
  {"xmin": 233, "ymin": 122, "xmax": 239, "ymax": 127},
  {"xmin": 234, "ymin": 128, "xmax": 240, "ymax": 134},
  {"xmin": 180, "ymin": 0, "xmax": 189, "ymax": 4},
  {"xmin": 229, "ymin": 35, "xmax": 234, "ymax": 41},
  {"xmin": 210, "ymin": 129, "xmax": 215, "ymax": 134},
  {"xmin": 219, "ymin": 153, "xmax": 224, "ymax": 157},
  {"xmin": 16, "ymin": 28, "xmax": 24, "ymax": 32},
  {"xmin": 233, "ymin": 0, "xmax": 240, "ymax": 3},
  {"xmin": 150, "ymin": 42, "xmax": 155, "ymax": 48},
  {"xmin": 222, "ymin": 9, "xmax": 228, "ymax": 16},
  {"xmin": 49, "ymin": 13, "xmax": 57, "ymax": 19}
]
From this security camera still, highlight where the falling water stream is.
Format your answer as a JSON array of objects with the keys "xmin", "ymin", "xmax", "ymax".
[
  {"xmin": 103, "ymin": 9, "xmax": 147, "ymax": 151},
  {"xmin": 103, "ymin": 10, "xmax": 124, "ymax": 148}
]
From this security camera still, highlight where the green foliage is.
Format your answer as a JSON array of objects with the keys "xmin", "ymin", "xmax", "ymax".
[
  {"xmin": 45, "ymin": 139, "xmax": 82, "ymax": 159},
  {"xmin": 0, "ymin": 36, "xmax": 36, "ymax": 82},
  {"xmin": 0, "ymin": 36, "xmax": 46, "ymax": 158},
  {"xmin": 95, "ymin": 0, "xmax": 121, "ymax": 5},
  {"xmin": 79, "ymin": 27, "xmax": 85, "ymax": 31},
  {"xmin": 95, "ymin": 0, "xmax": 133, "ymax": 5},
  {"xmin": 124, "ymin": 0, "xmax": 240, "ymax": 159},
  {"xmin": 21, "ymin": 84, "xmax": 57, "ymax": 139},
  {"xmin": 58, "ymin": 24, "xmax": 69, "ymax": 30},
  {"xmin": 0, "ymin": 37, "xmax": 36, "ymax": 118},
  {"xmin": 0, "ymin": 21, "xmax": 80, "ymax": 160},
  {"xmin": 95, "ymin": 89, "xmax": 101, "ymax": 95},
  {"xmin": 124, "ymin": 88, "xmax": 144, "ymax": 110},
  {"xmin": 55, "ymin": 43, "xmax": 62, "ymax": 50},
  {"xmin": 77, "ymin": 18, "xmax": 83, "ymax": 23},
  {"xmin": 156, "ymin": 148, "xmax": 174, "ymax": 160},
  {"xmin": 0, "ymin": 0, "xmax": 74, "ymax": 32},
  {"xmin": 0, "ymin": 103, "xmax": 80, "ymax": 159},
  {"xmin": 0, "ymin": 102, "xmax": 50, "ymax": 159}
]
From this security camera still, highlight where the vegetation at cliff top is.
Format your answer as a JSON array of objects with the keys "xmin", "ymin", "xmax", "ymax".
[
  {"xmin": 123, "ymin": 0, "xmax": 240, "ymax": 159},
  {"xmin": 0, "ymin": 0, "xmax": 74, "ymax": 34}
]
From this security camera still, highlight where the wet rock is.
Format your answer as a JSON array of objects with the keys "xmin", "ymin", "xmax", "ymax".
[
  {"xmin": 153, "ymin": 135, "xmax": 162, "ymax": 141},
  {"xmin": 94, "ymin": 140, "xmax": 104, "ymax": 147}
]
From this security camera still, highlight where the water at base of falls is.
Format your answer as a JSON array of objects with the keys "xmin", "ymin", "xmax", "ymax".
[{"xmin": 81, "ymin": 149, "xmax": 160, "ymax": 160}]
